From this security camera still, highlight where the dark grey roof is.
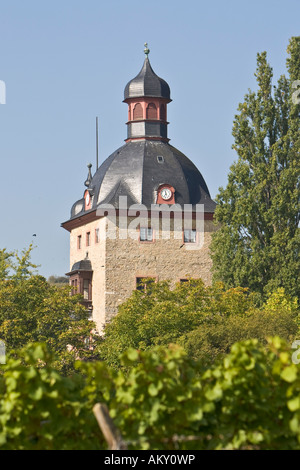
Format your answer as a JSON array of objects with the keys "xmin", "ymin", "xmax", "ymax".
[
  {"xmin": 124, "ymin": 58, "xmax": 171, "ymax": 101},
  {"xmin": 70, "ymin": 258, "xmax": 92, "ymax": 272},
  {"xmin": 70, "ymin": 140, "xmax": 216, "ymax": 219}
]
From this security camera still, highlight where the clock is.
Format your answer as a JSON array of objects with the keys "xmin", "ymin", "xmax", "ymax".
[{"xmin": 161, "ymin": 188, "xmax": 172, "ymax": 201}]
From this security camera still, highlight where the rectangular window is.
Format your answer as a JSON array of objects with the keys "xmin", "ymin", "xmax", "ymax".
[
  {"xmin": 71, "ymin": 278, "xmax": 78, "ymax": 295},
  {"xmin": 95, "ymin": 228, "xmax": 100, "ymax": 243},
  {"xmin": 77, "ymin": 235, "xmax": 82, "ymax": 250},
  {"xmin": 140, "ymin": 227, "xmax": 153, "ymax": 242},
  {"xmin": 83, "ymin": 279, "xmax": 90, "ymax": 300},
  {"xmin": 184, "ymin": 229, "xmax": 197, "ymax": 243},
  {"xmin": 86, "ymin": 232, "xmax": 91, "ymax": 246},
  {"xmin": 136, "ymin": 277, "xmax": 156, "ymax": 293}
]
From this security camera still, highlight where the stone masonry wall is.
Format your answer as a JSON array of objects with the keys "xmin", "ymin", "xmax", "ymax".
[
  {"xmin": 69, "ymin": 215, "xmax": 218, "ymax": 333},
  {"xmin": 104, "ymin": 216, "xmax": 218, "ymax": 324}
]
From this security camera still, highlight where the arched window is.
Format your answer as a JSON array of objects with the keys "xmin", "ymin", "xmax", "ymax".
[
  {"xmin": 160, "ymin": 104, "xmax": 166, "ymax": 121},
  {"xmin": 133, "ymin": 103, "xmax": 143, "ymax": 120},
  {"xmin": 146, "ymin": 103, "xmax": 157, "ymax": 120}
]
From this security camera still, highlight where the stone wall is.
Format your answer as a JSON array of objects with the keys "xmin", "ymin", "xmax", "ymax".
[
  {"xmin": 69, "ymin": 215, "xmax": 218, "ymax": 333},
  {"xmin": 104, "ymin": 216, "xmax": 218, "ymax": 323}
]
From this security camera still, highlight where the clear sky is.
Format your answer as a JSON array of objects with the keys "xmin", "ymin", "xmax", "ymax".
[{"xmin": 0, "ymin": 0, "xmax": 299, "ymax": 278}]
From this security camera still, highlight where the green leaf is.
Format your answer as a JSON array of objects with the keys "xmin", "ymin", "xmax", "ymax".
[
  {"xmin": 281, "ymin": 365, "xmax": 298, "ymax": 383},
  {"xmin": 287, "ymin": 396, "xmax": 300, "ymax": 412}
]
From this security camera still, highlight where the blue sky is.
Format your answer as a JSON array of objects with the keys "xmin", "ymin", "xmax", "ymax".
[{"xmin": 0, "ymin": 0, "xmax": 299, "ymax": 278}]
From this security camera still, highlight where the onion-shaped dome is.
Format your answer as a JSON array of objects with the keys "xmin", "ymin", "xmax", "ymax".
[{"xmin": 124, "ymin": 57, "xmax": 171, "ymax": 101}]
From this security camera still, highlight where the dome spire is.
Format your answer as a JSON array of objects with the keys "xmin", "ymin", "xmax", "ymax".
[{"xmin": 144, "ymin": 42, "xmax": 150, "ymax": 58}]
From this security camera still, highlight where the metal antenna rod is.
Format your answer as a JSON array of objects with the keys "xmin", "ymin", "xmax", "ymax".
[{"xmin": 96, "ymin": 116, "xmax": 99, "ymax": 170}]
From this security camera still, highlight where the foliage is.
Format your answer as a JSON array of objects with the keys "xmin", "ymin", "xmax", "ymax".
[
  {"xmin": 0, "ymin": 275, "xmax": 97, "ymax": 374},
  {"xmin": 0, "ymin": 245, "xmax": 98, "ymax": 374},
  {"xmin": 0, "ymin": 343, "xmax": 105, "ymax": 450},
  {"xmin": 210, "ymin": 37, "xmax": 300, "ymax": 300},
  {"xmin": 2, "ymin": 339, "xmax": 300, "ymax": 449},
  {"xmin": 0, "ymin": 244, "xmax": 38, "ymax": 281},
  {"xmin": 0, "ymin": 249, "xmax": 14, "ymax": 280},
  {"xmin": 48, "ymin": 275, "xmax": 69, "ymax": 286},
  {"xmin": 11, "ymin": 245, "xmax": 39, "ymax": 281},
  {"xmin": 180, "ymin": 307, "xmax": 297, "ymax": 366},
  {"xmin": 97, "ymin": 280, "xmax": 299, "ymax": 369},
  {"xmin": 264, "ymin": 287, "xmax": 299, "ymax": 314}
]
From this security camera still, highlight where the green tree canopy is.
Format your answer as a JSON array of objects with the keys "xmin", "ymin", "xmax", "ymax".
[
  {"xmin": 0, "ymin": 245, "xmax": 38, "ymax": 281},
  {"xmin": 97, "ymin": 280, "xmax": 299, "ymax": 369},
  {"xmin": 211, "ymin": 37, "xmax": 300, "ymax": 300},
  {"xmin": 0, "ymin": 246, "xmax": 98, "ymax": 374}
]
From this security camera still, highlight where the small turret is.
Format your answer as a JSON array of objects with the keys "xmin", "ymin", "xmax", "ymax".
[{"xmin": 123, "ymin": 44, "xmax": 171, "ymax": 142}]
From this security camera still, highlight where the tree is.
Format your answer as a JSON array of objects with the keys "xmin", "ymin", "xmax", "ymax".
[
  {"xmin": 48, "ymin": 275, "xmax": 70, "ymax": 287},
  {"xmin": 97, "ymin": 280, "xmax": 299, "ymax": 369},
  {"xmin": 0, "ymin": 249, "xmax": 13, "ymax": 280},
  {"xmin": 180, "ymin": 306, "xmax": 298, "ymax": 366},
  {"xmin": 0, "ymin": 246, "xmax": 98, "ymax": 374},
  {"xmin": 0, "ymin": 244, "xmax": 38, "ymax": 281},
  {"xmin": 211, "ymin": 37, "xmax": 300, "ymax": 300}
]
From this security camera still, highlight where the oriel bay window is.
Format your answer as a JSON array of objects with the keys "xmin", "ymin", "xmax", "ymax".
[
  {"xmin": 69, "ymin": 274, "xmax": 92, "ymax": 301},
  {"xmin": 66, "ymin": 256, "xmax": 93, "ymax": 308},
  {"xmin": 71, "ymin": 278, "xmax": 78, "ymax": 294}
]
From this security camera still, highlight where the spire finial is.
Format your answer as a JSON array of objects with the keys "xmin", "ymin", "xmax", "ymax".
[
  {"xmin": 144, "ymin": 42, "xmax": 150, "ymax": 58},
  {"xmin": 84, "ymin": 163, "xmax": 93, "ymax": 187}
]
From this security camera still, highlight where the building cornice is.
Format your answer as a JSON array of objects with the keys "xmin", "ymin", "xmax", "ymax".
[{"xmin": 61, "ymin": 209, "xmax": 215, "ymax": 232}]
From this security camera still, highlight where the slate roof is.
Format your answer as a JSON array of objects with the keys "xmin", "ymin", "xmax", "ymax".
[
  {"xmin": 66, "ymin": 55, "xmax": 216, "ymax": 223},
  {"xmin": 69, "ymin": 258, "xmax": 92, "ymax": 272},
  {"xmin": 124, "ymin": 57, "xmax": 171, "ymax": 101},
  {"xmin": 69, "ymin": 140, "xmax": 216, "ymax": 220}
]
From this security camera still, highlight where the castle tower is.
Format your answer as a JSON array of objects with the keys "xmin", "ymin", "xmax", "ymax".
[{"xmin": 61, "ymin": 45, "xmax": 217, "ymax": 332}]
